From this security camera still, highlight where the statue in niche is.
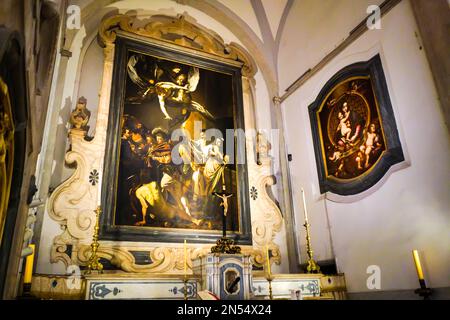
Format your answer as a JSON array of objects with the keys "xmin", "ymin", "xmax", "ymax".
[{"xmin": 69, "ymin": 96, "xmax": 90, "ymax": 132}]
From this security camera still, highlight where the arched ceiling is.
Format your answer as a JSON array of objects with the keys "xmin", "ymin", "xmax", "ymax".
[
  {"xmin": 71, "ymin": 0, "xmax": 292, "ymax": 45},
  {"xmin": 260, "ymin": 0, "xmax": 289, "ymax": 41},
  {"xmin": 218, "ymin": 0, "xmax": 290, "ymax": 43},
  {"xmin": 68, "ymin": 0, "xmax": 293, "ymax": 96}
]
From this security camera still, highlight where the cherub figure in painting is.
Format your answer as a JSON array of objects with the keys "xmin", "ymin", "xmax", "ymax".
[
  {"xmin": 335, "ymin": 159, "xmax": 345, "ymax": 177},
  {"xmin": 363, "ymin": 123, "xmax": 382, "ymax": 168},
  {"xmin": 329, "ymin": 149, "xmax": 342, "ymax": 162},
  {"xmin": 355, "ymin": 145, "xmax": 366, "ymax": 170},
  {"xmin": 336, "ymin": 102, "xmax": 352, "ymax": 142}
]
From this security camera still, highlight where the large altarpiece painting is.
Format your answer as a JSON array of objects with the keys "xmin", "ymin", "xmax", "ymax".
[{"xmin": 101, "ymin": 35, "xmax": 252, "ymax": 244}]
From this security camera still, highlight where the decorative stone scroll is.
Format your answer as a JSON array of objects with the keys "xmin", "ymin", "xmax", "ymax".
[{"xmin": 48, "ymin": 14, "xmax": 282, "ymax": 274}]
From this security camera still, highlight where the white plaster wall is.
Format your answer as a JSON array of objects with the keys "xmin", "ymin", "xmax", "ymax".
[
  {"xmin": 279, "ymin": 0, "xmax": 384, "ymax": 91},
  {"xmin": 76, "ymin": 37, "xmax": 104, "ymax": 137},
  {"xmin": 37, "ymin": 0, "xmax": 285, "ymax": 274},
  {"xmin": 280, "ymin": 0, "xmax": 450, "ymax": 293}
]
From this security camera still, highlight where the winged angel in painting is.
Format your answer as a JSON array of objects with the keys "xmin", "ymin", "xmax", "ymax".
[{"xmin": 127, "ymin": 55, "xmax": 213, "ymax": 125}]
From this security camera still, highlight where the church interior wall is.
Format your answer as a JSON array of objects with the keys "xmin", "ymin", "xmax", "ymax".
[
  {"xmin": 279, "ymin": 0, "xmax": 450, "ymax": 295},
  {"xmin": 35, "ymin": 0, "xmax": 289, "ymax": 276},
  {"xmin": 2, "ymin": 0, "xmax": 448, "ymax": 300},
  {"xmin": 278, "ymin": 0, "xmax": 385, "ymax": 92}
]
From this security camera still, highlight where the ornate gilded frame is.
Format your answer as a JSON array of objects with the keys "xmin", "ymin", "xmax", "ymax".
[
  {"xmin": 309, "ymin": 55, "xmax": 404, "ymax": 195},
  {"xmin": 48, "ymin": 14, "xmax": 283, "ymax": 274},
  {"xmin": 0, "ymin": 27, "xmax": 28, "ymax": 294},
  {"xmin": 0, "ymin": 77, "xmax": 14, "ymax": 244}
]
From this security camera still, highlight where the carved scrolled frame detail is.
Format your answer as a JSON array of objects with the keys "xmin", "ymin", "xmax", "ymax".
[
  {"xmin": 247, "ymin": 135, "xmax": 283, "ymax": 268},
  {"xmin": 48, "ymin": 13, "xmax": 282, "ymax": 273},
  {"xmin": 98, "ymin": 14, "xmax": 256, "ymax": 77},
  {"xmin": 48, "ymin": 131, "xmax": 104, "ymax": 266}
]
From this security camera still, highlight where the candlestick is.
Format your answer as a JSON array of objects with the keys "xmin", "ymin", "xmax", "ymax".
[
  {"xmin": 184, "ymin": 239, "xmax": 188, "ymax": 300},
  {"xmin": 23, "ymin": 244, "xmax": 35, "ymax": 284},
  {"xmin": 265, "ymin": 245, "xmax": 271, "ymax": 277},
  {"xmin": 20, "ymin": 244, "xmax": 36, "ymax": 299},
  {"xmin": 268, "ymin": 278, "xmax": 273, "ymax": 300},
  {"xmin": 412, "ymin": 250, "xmax": 424, "ymax": 280},
  {"xmin": 264, "ymin": 245, "xmax": 274, "ymax": 299},
  {"xmin": 412, "ymin": 249, "xmax": 432, "ymax": 300},
  {"xmin": 221, "ymin": 166, "xmax": 226, "ymax": 191},
  {"xmin": 97, "ymin": 162, "xmax": 103, "ymax": 206},
  {"xmin": 184, "ymin": 239, "xmax": 187, "ymax": 276},
  {"xmin": 86, "ymin": 206, "xmax": 103, "ymax": 274},
  {"xmin": 301, "ymin": 188, "xmax": 309, "ymax": 222}
]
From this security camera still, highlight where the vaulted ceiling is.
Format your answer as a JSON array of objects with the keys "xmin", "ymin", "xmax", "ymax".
[{"xmin": 218, "ymin": 0, "xmax": 291, "ymax": 43}]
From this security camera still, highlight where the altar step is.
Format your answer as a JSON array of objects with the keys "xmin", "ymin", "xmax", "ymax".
[{"xmin": 29, "ymin": 273, "xmax": 346, "ymax": 300}]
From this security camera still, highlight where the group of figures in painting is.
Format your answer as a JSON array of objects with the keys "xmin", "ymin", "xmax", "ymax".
[
  {"xmin": 324, "ymin": 79, "xmax": 386, "ymax": 179},
  {"xmin": 117, "ymin": 52, "xmax": 234, "ymax": 230}
]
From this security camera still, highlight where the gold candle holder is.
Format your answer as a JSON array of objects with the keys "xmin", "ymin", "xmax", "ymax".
[
  {"xmin": 412, "ymin": 250, "xmax": 432, "ymax": 300},
  {"xmin": 301, "ymin": 188, "xmax": 320, "ymax": 274},
  {"xmin": 304, "ymin": 220, "xmax": 321, "ymax": 273},
  {"xmin": 183, "ymin": 277, "xmax": 188, "ymax": 301},
  {"xmin": 266, "ymin": 275, "xmax": 274, "ymax": 300},
  {"xmin": 86, "ymin": 206, "xmax": 103, "ymax": 274},
  {"xmin": 19, "ymin": 244, "xmax": 36, "ymax": 299},
  {"xmin": 265, "ymin": 246, "xmax": 274, "ymax": 300},
  {"xmin": 183, "ymin": 239, "xmax": 188, "ymax": 300}
]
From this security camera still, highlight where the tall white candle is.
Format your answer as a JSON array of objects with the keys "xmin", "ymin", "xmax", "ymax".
[
  {"xmin": 301, "ymin": 188, "xmax": 309, "ymax": 223},
  {"xmin": 97, "ymin": 161, "xmax": 103, "ymax": 206},
  {"xmin": 412, "ymin": 250, "xmax": 424, "ymax": 280}
]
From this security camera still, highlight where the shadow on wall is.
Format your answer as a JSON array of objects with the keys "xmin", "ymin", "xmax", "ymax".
[{"xmin": 49, "ymin": 97, "xmax": 71, "ymax": 191}]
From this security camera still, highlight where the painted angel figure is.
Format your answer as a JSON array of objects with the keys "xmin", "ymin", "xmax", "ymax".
[
  {"xmin": 336, "ymin": 102, "xmax": 352, "ymax": 141},
  {"xmin": 127, "ymin": 55, "xmax": 214, "ymax": 124}
]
